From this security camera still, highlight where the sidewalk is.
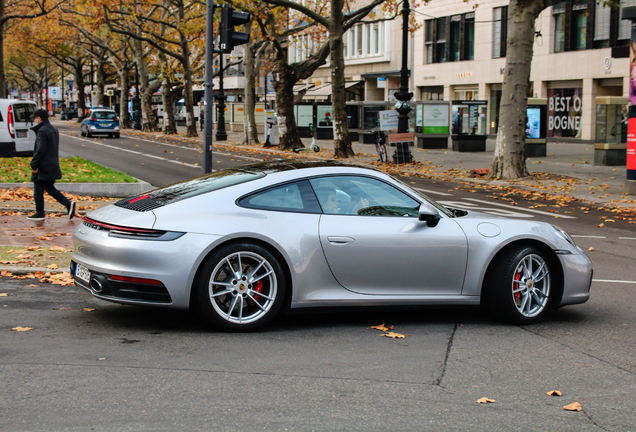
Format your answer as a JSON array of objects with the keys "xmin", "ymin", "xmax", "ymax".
[{"xmin": 158, "ymin": 122, "xmax": 636, "ymax": 208}]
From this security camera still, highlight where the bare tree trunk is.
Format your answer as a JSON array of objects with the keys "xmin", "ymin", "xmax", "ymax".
[
  {"xmin": 119, "ymin": 64, "xmax": 132, "ymax": 128},
  {"xmin": 243, "ymin": 39, "xmax": 261, "ymax": 145},
  {"xmin": 96, "ymin": 58, "xmax": 105, "ymax": 107},
  {"xmin": 131, "ymin": 40, "xmax": 158, "ymax": 132},
  {"xmin": 159, "ymin": 52, "xmax": 177, "ymax": 134},
  {"xmin": 182, "ymin": 54, "xmax": 197, "ymax": 137},
  {"xmin": 330, "ymin": 0, "xmax": 354, "ymax": 158},
  {"xmin": 73, "ymin": 60, "xmax": 87, "ymax": 122},
  {"xmin": 273, "ymin": 62, "xmax": 302, "ymax": 150},
  {"xmin": 488, "ymin": 0, "xmax": 546, "ymax": 180}
]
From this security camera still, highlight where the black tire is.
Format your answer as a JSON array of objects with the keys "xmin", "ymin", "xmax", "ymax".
[
  {"xmin": 313, "ymin": 146, "xmax": 320, "ymax": 152},
  {"xmin": 293, "ymin": 146, "xmax": 300, "ymax": 153},
  {"xmin": 114, "ymin": 133, "xmax": 120, "ymax": 138},
  {"xmin": 80, "ymin": 129, "xmax": 86, "ymax": 137},
  {"xmin": 86, "ymin": 131, "xmax": 92, "ymax": 138},
  {"xmin": 194, "ymin": 242, "xmax": 287, "ymax": 331},
  {"xmin": 484, "ymin": 245, "xmax": 552, "ymax": 325}
]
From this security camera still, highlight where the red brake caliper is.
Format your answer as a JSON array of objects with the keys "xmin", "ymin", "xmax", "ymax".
[
  {"xmin": 514, "ymin": 270, "xmax": 522, "ymax": 300},
  {"xmin": 249, "ymin": 281, "xmax": 263, "ymax": 305}
]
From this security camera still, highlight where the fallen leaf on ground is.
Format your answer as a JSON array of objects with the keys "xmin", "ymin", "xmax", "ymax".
[
  {"xmin": 1, "ymin": 270, "xmax": 13, "ymax": 277},
  {"xmin": 54, "ymin": 307, "xmax": 71, "ymax": 310},
  {"xmin": 83, "ymin": 308, "xmax": 96, "ymax": 312},
  {"xmin": 0, "ymin": 293, "xmax": 7, "ymax": 296},
  {"xmin": 369, "ymin": 323, "xmax": 393, "ymax": 331},
  {"xmin": 476, "ymin": 397, "xmax": 496, "ymax": 404},
  {"xmin": 597, "ymin": 223, "xmax": 605, "ymax": 228},
  {"xmin": 382, "ymin": 332, "xmax": 406, "ymax": 339},
  {"xmin": 11, "ymin": 326, "xmax": 33, "ymax": 332},
  {"xmin": 563, "ymin": 402, "xmax": 582, "ymax": 411},
  {"xmin": 46, "ymin": 264, "xmax": 58, "ymax": 269},
  {"xmin": 547, "ymin": 390, "xmax": 562, "ymax": 397},
  {"xmin": 587, "ymin": 247, "xmax": 595, "ymax": 252}
]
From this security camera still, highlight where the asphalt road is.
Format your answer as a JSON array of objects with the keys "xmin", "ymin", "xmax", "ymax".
[{"xmin": 1, "ymin": 125, "xmax": 635, "ymax": 430}]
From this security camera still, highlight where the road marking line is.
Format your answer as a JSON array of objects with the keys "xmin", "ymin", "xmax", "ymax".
[
  {"xmin": 413, "ymin": 187, "xmax": 453, "ymax": 196},
  {"xmin": 619, "ymin": 237, "xmax": 636, "ymax": 240},
  {"xmin": 571, "ymin": 235, "xmax": 607, "ymax": 238},
  {"xmin": 114, "ymin": 134, "xmax": 262, "ymax": 161},
  {"xmin": 61, "ymin": 133, "xmax": 204, "ymax": 168},
  {"xmin": 593, "ymin": 279, "xmax": 636, "ymax": 284},
  {"xmin": 463, "ymin": 197, "xmax": 577, "ymax": 219}
]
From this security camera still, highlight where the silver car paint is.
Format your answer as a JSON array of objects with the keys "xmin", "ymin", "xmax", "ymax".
[{"xmin": 73, "ymin": 164, "xmax": 591, "ymax": 310}]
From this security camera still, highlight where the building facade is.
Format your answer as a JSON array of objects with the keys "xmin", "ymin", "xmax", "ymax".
[{"xmin": 305, "ymin": 0, "xmax": 634, "ymax": 141}]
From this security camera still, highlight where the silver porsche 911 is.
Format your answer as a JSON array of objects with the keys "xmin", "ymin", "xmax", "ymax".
[{"xmin": 71, "ymin": 160, "xmax": 592, "ymax": 331}]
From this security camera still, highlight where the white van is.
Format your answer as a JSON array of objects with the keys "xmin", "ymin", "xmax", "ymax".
[{"xmin": 0, "ymin": 99, "xmax": 38, "ymax": 156}]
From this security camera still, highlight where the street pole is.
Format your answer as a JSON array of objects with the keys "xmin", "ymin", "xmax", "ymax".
[
  {"xmin": 204, "ymin": 0, "xmax": 215, "ymax": 173},
  {"xmin": 392, "ymin": 0, "xmax": 413, "ymax": 164},
  {"xmin": 215, "ymin": 52, "xmax": 228, "ymax": 141},
  {"xmin": 45, "ymin": 58, "xmax": 49, "ymax": 113}
]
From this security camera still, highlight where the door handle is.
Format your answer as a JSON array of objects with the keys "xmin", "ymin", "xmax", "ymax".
[{"xmin": 327, "ymin": 236, "xmax": 355, "ymax": 244}]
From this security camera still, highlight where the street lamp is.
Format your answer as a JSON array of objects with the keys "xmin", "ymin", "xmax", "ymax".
[{"xmin": 392, "ymin": 0, "xmax": 413, "ymax": 164}]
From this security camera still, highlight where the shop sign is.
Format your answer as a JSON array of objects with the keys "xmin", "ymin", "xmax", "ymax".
[{"xmin": 547, "ymin": 88, "xmax": 582, "ymax": 138}]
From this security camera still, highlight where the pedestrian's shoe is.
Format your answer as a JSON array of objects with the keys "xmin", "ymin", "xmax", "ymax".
[
  {"xmin": 27, "ymin": 213, "xmax": 45, "ymax": 221},
  {"xmin": 68, "ymin": 201, "xmax": 76, "ymax": 220}
]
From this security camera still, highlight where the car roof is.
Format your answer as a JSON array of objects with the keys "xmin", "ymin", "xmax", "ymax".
[{"xmin": 236, "ymin": 159, "xmax": 373, "ymax": 174}]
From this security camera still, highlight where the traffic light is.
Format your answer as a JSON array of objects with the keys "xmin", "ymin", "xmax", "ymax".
[{"xmin": 219, "ymin": 4, "xmax": 251, "ymax": 53}]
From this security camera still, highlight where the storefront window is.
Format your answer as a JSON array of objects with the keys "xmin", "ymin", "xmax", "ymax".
[{"xmin": 547, "ymin": 88, "xmax": 583, "ymax": 138}]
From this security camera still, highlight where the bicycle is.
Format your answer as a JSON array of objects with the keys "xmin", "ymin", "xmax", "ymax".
[{"xmin": 375, "ymin": 129, "xmax": 388, "ymax": 163}]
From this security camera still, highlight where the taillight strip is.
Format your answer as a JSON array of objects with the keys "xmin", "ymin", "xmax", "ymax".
[
  {"xmin": 109, "ymin": 275, "xmax": 164, "ymax": 285},
  {"xmin": 84, "ymin": 216, "xmax": 163, "ymax": 235}
]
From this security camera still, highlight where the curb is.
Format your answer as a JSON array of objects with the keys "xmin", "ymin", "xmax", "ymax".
[{"xmin": 0, "ymin": 181, "xmax": 155, "ymax": 198}]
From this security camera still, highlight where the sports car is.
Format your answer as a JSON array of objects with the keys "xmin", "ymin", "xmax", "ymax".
[{"xmin": 71, "ymin": 160, "xmax": 592, "ymax": 331}]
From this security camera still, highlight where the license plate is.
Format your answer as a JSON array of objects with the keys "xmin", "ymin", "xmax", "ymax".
[
  {"xmin": 100, "ymin": 123, "xmax": 111, "ymax": 127},
  {"xmin": 75, "ymin": 263, "xmax": 91, "ymax": 284},
  {"xmin": 16, "ymin": 130, "xmax": 27, "ymax": 138}
]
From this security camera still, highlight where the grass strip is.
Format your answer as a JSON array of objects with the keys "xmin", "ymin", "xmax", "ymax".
[{"xmin": 0, "ymin": 157, "xmax": 137, "ymax": 183}]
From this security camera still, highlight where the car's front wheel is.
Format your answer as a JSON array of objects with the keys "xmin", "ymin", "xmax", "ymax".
[
  {"xmin": 485, "ymin": 245, "xmax": 552, "ymax": 325},
  {"xmin": 194, "ymin": 242, "xmax": 286, "ymax": 331}
]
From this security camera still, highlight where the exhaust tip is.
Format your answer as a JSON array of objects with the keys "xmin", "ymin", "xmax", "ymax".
[{"xmin": 89, "ymin": 278, "xmax": 103, "ymax": 293}]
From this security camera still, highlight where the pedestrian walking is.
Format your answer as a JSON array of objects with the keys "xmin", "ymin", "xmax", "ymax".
[{"xmin": 27, "ymin": 109, "xmax": 76, "ymax": 221}]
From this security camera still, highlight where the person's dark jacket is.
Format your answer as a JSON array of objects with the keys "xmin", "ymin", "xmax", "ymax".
[{"xmin": 30, "ymin": 120, "xmax": 62, "ymax": 182}]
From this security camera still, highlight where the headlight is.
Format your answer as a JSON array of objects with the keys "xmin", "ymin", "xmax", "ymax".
[{"xmin": 552, "ymin": 225, "xmax": 575, "ymax": 246}]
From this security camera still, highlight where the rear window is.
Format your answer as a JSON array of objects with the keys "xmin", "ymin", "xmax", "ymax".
[
  {"xmin": 13, "ymin": 104, "xmax": 36, "ymax": 122},
  {"xmin": 93, "ymin": 111, "xmax": 117, "ymax": 120},
  {"xmin": 115, "ymin": 169, "xmax": 265, "ymax": 211}
]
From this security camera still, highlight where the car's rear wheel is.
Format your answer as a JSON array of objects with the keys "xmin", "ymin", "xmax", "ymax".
[
  {"xmin": 194, "ymin": 242, "xmax": 286, "ymax": 331},
  {"xmin": 114, "ymin": 133, "xmax": 120, "ymax": 138},
  {"xmin": 80, "ymin": 128, "xmax": 86, "ymax": 137},
  {"xmin": 86, "ymin": 131, "xmax": 92, "ymax": 138},
  {"xmin": 485, "ymin": 245, "xmax": 552, "ymax": 325}
]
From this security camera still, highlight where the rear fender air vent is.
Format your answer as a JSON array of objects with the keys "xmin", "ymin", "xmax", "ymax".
[{"xmin": 115, "ymin": 195, "xmax": 164, "ymax": 212}]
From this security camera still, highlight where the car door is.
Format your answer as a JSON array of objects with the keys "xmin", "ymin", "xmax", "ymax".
[
  {"xmin": 310, "ymin": 176, "xmax": 468, "ymax": 296},
  {"xmin": 12, "ymin": 103, "xmax": 36, "ymax": 152}
]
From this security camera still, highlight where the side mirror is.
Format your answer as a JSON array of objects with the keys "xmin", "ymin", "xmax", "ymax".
[{"xmin": 418, "ymin": 203, "xmax": 441, "ymax": 227}]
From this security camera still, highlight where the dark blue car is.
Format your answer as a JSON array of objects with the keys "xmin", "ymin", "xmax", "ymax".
[{"xmin": 81, "ymin": 109, "xmax": 120, "ymax": 138}]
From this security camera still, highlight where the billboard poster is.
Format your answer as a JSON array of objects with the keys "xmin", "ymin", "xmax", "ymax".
[
  {"xmin": 526, "ymin": 107, "xmax": 541, "ymax": 139},
  {"xmin": 317, "ymin": 105, "xmax": 333, "ymax": 128},
  {"xmin": 379, "ymin": 110, "xmax": 399, "ymax": 131},
  {"xmin": 423, "ymin": 104, "xmax": 449, "ymax": 134}
]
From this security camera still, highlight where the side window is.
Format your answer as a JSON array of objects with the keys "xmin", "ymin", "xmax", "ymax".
[
  {"xmin": 239, "ymin": 180, "xmax": 321, "ymax": 213},
  {"xmin": 309, "ymin": 176, "xmax": 421, "ymax": 217}
]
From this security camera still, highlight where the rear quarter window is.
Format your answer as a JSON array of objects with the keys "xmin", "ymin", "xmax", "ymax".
[
  {"xmin": 13, "ymin": 104, "xmax": 35, "ymax": 122},
  {"xmin": 239, "ymin": 180, "xmax": 321, "ymax": 213}
]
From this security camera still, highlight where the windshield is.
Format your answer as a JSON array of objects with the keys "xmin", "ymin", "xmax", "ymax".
[
  {"xmin": 93, "ymin": 111, "xmax": 117, "ymax": 120},
  {"xmin": 393, "ymin": 178, "xmax": 455, "ymax": 218}
]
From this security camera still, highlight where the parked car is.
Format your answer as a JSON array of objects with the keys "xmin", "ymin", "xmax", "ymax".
[
  {"xmin": 71, "ymin": 160, "xmax": 592, "ymax": 331},
  {"xmin": 60, "ymin": 108, "xmax": 78, "ymax": 120},
  {"xmin": 0, "ymin": 99, "xmax": 37, "ymax": 156},
  {"xmin": 80, "ymin": 109, "xmax": 120, "ymax": 138}
]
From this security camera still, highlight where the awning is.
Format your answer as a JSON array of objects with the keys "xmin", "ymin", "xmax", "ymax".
[
  {"xmin": 361, "ymin": 70, "xmax": 410, "ymax": 78},
  {"xmin": 303, "ymin": 82, "xmax": 362, "ymax": 98},
  {"xmin": 293, "ymin": 83, "xmax": 315, "ymax": 93}
]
